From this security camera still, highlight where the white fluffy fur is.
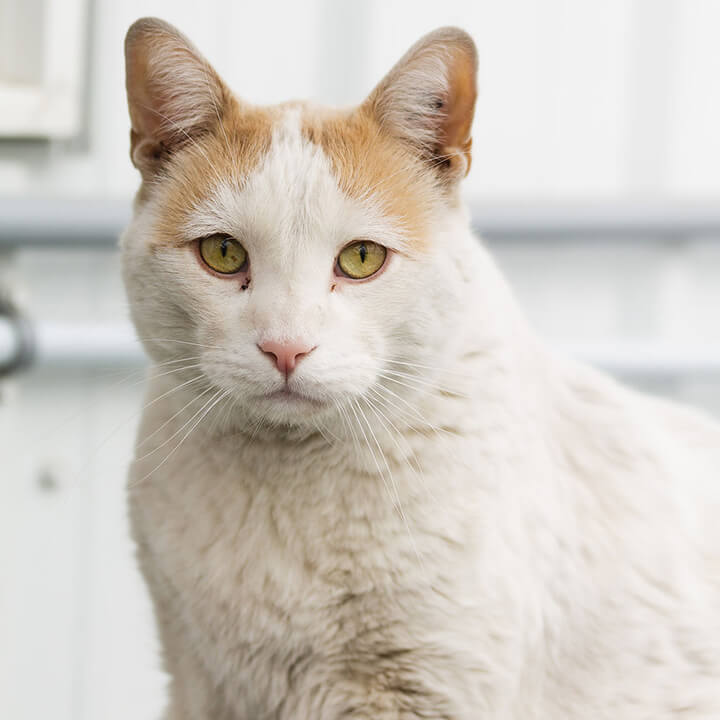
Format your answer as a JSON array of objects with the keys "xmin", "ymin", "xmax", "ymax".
[{"xmin": 122, "ymin": 31, "xmax": 720, "ymax": 720}]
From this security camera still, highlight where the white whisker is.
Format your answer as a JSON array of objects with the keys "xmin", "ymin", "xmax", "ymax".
[
  {"xmin": 378, "ymin": 367, "xmax": 468, "ymax": 397},
  {"xmin": 129, "ymin": 389, "xmax": 228, "ymax": 489},
  {"xmin": 353, "ymin": 397, "xmax": 427, "ymax": 576},
  {"xmin": 135, "ymin": 386, "xmax": 218, "ymax": 459},
  {"xmin": 139, "ymin": 337, "xmax": 227, "ymax": 351},
  {"xmin": 370, "ymin": 381, "xmax": 458, "ymax": 441},
  {"xmin": 380, "ymin": 357, "xmax": 476, "ymax": 379},
  {"xmin": 366, "ymin": 386, "xmax": 442, "ymax": 507}
]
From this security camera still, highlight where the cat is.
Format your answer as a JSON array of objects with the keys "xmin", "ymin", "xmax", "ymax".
[{"xmin": 121, "ymin": 16, "xmax": 720, "ymax": 720}]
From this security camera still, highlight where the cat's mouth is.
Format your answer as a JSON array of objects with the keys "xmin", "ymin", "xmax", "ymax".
[{"xmin": 262, "ymin": 387, "xmax": 325, "ymax": 407}]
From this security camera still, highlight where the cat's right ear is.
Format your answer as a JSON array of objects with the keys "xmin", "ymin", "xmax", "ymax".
[{"xmin": 124, "ymin": 17, "xmax": 229, "ymax": 178}]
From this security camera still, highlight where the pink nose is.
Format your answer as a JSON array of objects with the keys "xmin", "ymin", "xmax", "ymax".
[{"xmin": 258, "ymin": 339, "xmax": 315, "ymax": 376}]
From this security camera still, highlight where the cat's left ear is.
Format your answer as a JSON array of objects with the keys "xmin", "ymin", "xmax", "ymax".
[
  {"xmin": 124, "ymin": 17, "xmax": 230, "ymax": 179},
  {"xmin": 363, "ymin": 27, "xmax": 478, "ymax": 182}
]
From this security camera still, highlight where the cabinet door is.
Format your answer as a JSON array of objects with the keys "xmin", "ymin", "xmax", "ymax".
[
  {"xmin": 0, "ymin": 369, "xmax": 165, "ymax": 720},
  {"xmin": 0, "ymin": 373, "xmax": 91, "ymax": 720}
]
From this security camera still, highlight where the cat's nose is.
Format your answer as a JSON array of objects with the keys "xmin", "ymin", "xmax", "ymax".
[{"xmin": 258, "ymin": 339, "xmax": 316, "ymax": 377}]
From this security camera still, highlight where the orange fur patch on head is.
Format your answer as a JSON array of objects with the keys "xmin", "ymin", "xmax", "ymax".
[
  {"xmin": 149, "ymin": 99, "xmax": 275, "ymax": 247},
  {"xmin": 302, "ymin": 106, "xmax": 443, "ymax": 252}
]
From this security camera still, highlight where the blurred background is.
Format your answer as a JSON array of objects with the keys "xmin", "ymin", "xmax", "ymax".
[{"xmin": 1, "ymin": 1, "xmax": 719, "ymax": 718}]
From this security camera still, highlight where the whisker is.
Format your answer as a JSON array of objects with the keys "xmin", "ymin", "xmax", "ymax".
[
  {"xmin": 334, "ymin": 398, "xmax": 362, "ymax": 463},
  {"xmin": 138, "ymin": 337, "xmax": 227, "ymax": 351},
  {"xmin": 136, "ymin": 385, "xmax": 217, "ymax": 452},
  {"xmin": 379, "ymin": 357, "xmax": 476, "ymax": 379},
  {"xmin": 217, "ymin": 392, "xmax": 240, "ymax": 435},
  {"xmin": 370, "ymin": 382, "xmax": 458, "ymax": 440},
  {"xmin": 378, "ymin": 367, "xmax": 468, "ymax": 397},
  {"xmin": 59, "ymin": 373, "xmax": 208, "ymax": 490},
  {"xmin": 147, "ymin": 362, "xmax": 204, "ymax": 382},
  {"xmin": 129, "ymin": 389, "xmax": 228, "ymax": 489},
  {"xmin": 366, "ymin": 386, "xmax": 442, "ymax": 507},
  {"xmin": 92, "ymin": 354, "xmax": 202, "ymax": 384},
  {"xmin": 347, "ymin": 398, "xmax": 398, "ymax": 507},
  {"xmin": 316, "ymin": 413, "xmax": 344, "ymax": 443},
  {"xmin": 376, "ymin": 371, "xmax": 468, "ymax": 401},
  {"xmin": 248, "ymin": 404, "xmax": 271, "ymax": 441},
  {"xmin": 142, "ymin": 373, "xmax": 208, "ymax": 411},
  {"xmin": 311, "ymin": 416, "xmax": 334, "ymax": 445},
  {"xmin": 134, "ymin": 388, "xmax": 225, "ymax": 463},
  {"xmin": 206, "ymin": 392, "xmax": 237, "ymax": 437},
  {"xmin": 353, "ymin": 397, "xmax": 427, "ymax": 576},
  {"xmin": 35, "ymin": 356, "xmax": 201, "ymax": 449}
]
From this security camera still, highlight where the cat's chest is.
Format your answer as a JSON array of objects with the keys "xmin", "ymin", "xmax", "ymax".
[
  {"xmin": 128, "ymin": 413, "xmax": 531, "ymax": 715},
  {"xmin": 129, "ymin": 429, "xmax": 453, "ymax": 660}
]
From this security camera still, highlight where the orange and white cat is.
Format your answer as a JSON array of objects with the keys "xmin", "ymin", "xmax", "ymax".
[{"xmin": 122, "ymin": 17, "xmax": 720, "ymax": 719}]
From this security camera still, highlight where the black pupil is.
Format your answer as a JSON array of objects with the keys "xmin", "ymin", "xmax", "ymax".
[
  {"xmin": 359, "ymin": 243, "xmax": 367, "ymax": 263},
  {"xmin": 221, "ymin": 238, "xmax": 228, "ymax": 257}
]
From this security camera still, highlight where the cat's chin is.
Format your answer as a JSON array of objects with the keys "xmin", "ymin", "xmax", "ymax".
[
  {"xmin": 233, "ymin": 387, "xmax": 338, "ymax": 433},
  {"xmin": 261, "ymin": 387, "xmax": 327, "ymax": 408}
]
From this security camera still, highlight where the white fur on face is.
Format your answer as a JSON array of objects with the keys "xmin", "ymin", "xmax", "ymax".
[{"xmin": 124, "ymin": 108, "xmax": 469, "ymax": 430}]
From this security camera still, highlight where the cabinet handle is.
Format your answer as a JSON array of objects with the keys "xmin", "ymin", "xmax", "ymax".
[{"xmin": 0, "ymin": 295, "xmax": 35, "ymax": 378}]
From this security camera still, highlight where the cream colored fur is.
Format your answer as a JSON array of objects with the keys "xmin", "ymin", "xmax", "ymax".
[{"xmin": 122, "ymin": 18, "xmax": 720, "ymax": 720}]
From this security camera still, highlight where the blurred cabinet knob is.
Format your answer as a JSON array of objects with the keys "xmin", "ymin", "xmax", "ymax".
[
  {"xmin": 36, "ymin": 468, "xmax": 59, "ymax": 493},
  {"xmin": 0, "ymin": 295, "xmax": 34, "ymax": 378}
]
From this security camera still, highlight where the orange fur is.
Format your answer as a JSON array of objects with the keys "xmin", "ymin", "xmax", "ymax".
[
  {"xmin": 149, "ymin": 101, "xmax": 274, "ymax": 247},
  {"xmin": 302, "ymin": 106, "xmax": 443, "ymax": 251}
]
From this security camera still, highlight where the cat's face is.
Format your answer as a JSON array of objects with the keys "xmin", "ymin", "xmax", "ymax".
[{"xmin": 122, "ymin": 19, "xmax": 477, "ymax": 431}]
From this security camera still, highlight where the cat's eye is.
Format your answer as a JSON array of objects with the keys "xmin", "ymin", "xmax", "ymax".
[
  {"xmin": 336, "ymin": 241, "xmax": 387, "ymax": 280},
  {"xmin": 198, "ymin": 234, "xmax": 248, "ymax": 275}
]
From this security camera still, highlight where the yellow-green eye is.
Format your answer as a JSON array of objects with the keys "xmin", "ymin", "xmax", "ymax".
[
  {"xmin": 337, "ymin": 241, "xmax": 387, "ymax": 279},
  {"xmin": 198, "ymin": 234, "xmax": 248, "ymax": 274}
]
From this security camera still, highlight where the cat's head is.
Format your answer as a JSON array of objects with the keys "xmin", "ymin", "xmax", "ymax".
[{"xmin": 122, "ymin": 17, "xmax": 478, "ymax": 432}]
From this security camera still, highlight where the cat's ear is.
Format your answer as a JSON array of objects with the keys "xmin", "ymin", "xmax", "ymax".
[
  {"xmin": 124, "ymin": 17, "xmax": 229, "ymax": 178},
  {"xmin": 363, "ymin": 27, "xmax": 478, "ymax": 182}
]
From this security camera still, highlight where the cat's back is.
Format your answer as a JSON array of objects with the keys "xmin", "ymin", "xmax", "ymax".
[
  {"xmin": 554, "ymin": 356, "xmax": 720, "ymax": 619},
  {"xmin": 528, "ymin": 358, "xmax": 720, "ymax": 718},
  {"xmin": 604, "ymin": 368, "xmax": 720, "ymax": 516},
  {"xmin": 634, "ymin": 385, "xmax": 720, "ymax": 576},
  {"xmin": 557, "ymin": 355, "xmax": 720, "ymax": 504}
]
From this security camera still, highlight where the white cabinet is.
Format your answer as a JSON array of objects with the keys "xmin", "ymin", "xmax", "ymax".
[
  {"xmin": 0, "ymin": 368, "xmax": 166, "ymax": 720},
  {"xmin": 0, "ymin": 0, "xmax": 88, "ymax": 138}
]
